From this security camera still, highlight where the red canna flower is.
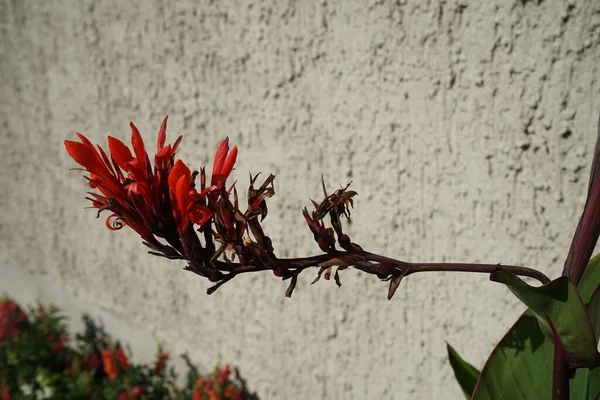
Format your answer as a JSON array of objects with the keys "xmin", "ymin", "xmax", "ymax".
[
  {"xmin": 66, "ymin": 118, "xmax": 243, "ymax": 283},
  {"xmin": 211, "ymin": 138, "xmax": 238, "ymax": 189},
  {"xmin": 155, "ymin": 116, "xmax": 183, "ymax": 170},
  {"xmin": 64, "ymin": 120, "xmax": 172, "ymax": 242},
  {"xmin": 168, "ymin": 159, "xmax": 213, "ymax": 231},
  {"xmin": 65, "ymin": 119, "xmax": 239, "ymax": 259}
]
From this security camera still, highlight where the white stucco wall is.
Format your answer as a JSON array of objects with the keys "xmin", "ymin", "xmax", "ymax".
[{"xmin": 2, "ymin": 0, "xmax": 600, "ymax": 398}]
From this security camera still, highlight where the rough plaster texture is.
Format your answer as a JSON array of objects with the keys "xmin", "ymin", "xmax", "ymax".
[{"xmin": 1, "ymin": 0, "xmax": 600, "ymax": 398}]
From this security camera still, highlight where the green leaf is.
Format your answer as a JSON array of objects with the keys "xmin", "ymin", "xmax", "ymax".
[
  {"xmin": 570, "ymin": 366, "xmax": 600, "ymax": 400},
  {"xmin": 472, "ymin": 316, "xmax": 600, "ymax": 400},
  {"xmin": 473, "ymin": 257, "xmax": 600, "ymax": 399},
  {"xmin": 473, "ymin": 311, "xmax": 553, "ymax": 399},
  {"xmin": 472, "ymin": 314, "xmax": 599, "ymax": 400},
  {"xmin": 491, "ymin": 269, "xmax": 600, "ymax": 367},
  {"xmin": 587, "ymin": 286, "xmax": 600, "ymax": 344},
  {"xmin": 447, "ymin": 343, "xmax": 480, "ymax": 399},
  {"xmin": 579, "ymin": 252, "xmax": 600, "ymax": 345}
]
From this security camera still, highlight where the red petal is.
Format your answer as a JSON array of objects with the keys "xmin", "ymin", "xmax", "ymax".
[
  {"xmin": 125, "ymin": 181, "xmax": 147, "ymax": 196},
  {"xmin": 168, "ymin": 160, "xmax": 190, "ymax": 193},
  {"xmin": 108, "ymin": 136, "xmax": 134, "ymax": 169},
  {"xmin": 74, "ymin": 133, "xmax": 115, "ymax": 177},
  {"xmin": 64, "ymin": 140, "xmax": 104, "ymax": 174},
  {"xmin": 157, "ymin": 116, "xmax": 168, "ymax": 151},
  {"xmin": 175, "ymin": 175, "xmax": 189, "ymax": 205},
  {"xmin": 124, "ymin": 158, "xmax": 149, "ymax": 185},
  {"xmin": 212, "ymin": 138, "xmax": 229, "ymax": 178},
  {"xmin": 189, "ymin": 204, "xmax": 212, "ymax": 225},
  {"xmin": 129, "ymin": 122, "xmax": 148, "ymax": 172},
  {"xmin": 198, "ymin": 185, "xmax": 218, "ymax": 197},
  {"xmin": 75, "ymin": 132, "xmax": 97, "ymax": 152},
  {"xmin": 171, "ymin": 135, "xmax": 183, "ymax": 153},
  {"xmin": 88, "ymin": 173, "xmax": 100, "ymax": 188},
  {"xmin": 67, "ymin": 137, "xmax": 126, "ymax": 198},
  {"xmin": 175, "ymin": 175, "xmax": 190, "ymax": 226},
  {"xmin": 156, "ymin": 145, "xmax": 171, "ymax": 160},
  {"xmin": 96, "ymin": 145, "xmax": 116, "ymax": 175},
  {"xmin": 220, "ymin": 145, "xmax": 237, "ymax": 178}
]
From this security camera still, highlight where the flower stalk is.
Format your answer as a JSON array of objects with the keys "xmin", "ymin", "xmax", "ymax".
[{"xmin": 65, "ymin": 118, "xmax": 551, "ymax": 300}]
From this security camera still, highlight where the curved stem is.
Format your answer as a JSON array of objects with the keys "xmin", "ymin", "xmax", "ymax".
[
  {"xmin": 406, "ymin": 263, "xmax": 550, "ymax": 283},
  {"xmin": 361, "ymin": 252, "xmax": 551, "ymax": 284}
]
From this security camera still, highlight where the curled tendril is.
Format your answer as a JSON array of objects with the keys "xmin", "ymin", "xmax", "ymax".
[{"xmin": 105, "ymin": 214, "xmax": 127, "ymax": 230}]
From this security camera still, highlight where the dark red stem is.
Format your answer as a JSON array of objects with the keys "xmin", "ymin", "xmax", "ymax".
[{"xmin": 211, "ymin": 251, "xmax": 551, "ymax": 285}]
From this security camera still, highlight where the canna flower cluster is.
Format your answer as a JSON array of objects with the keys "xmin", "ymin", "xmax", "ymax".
[
  {"xmin": 66, "ymin": 118, "xmax": 550, "ymax": 298},
  {"xmin": 64, "ymin": 117, "xmax": 239, "ymax": 283}
]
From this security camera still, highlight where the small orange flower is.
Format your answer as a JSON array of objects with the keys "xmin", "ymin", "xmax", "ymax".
[
  {"xmin": 101, "ymin": 349, "xmax": 119, "ymax": 380},
  {"xmin": 191, "ymin": 388, "xmax": 202, "ymax": 400}
]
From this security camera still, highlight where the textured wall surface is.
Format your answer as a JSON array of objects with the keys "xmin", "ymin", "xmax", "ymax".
[{"xmin": 2, "ymin": 0, "xmax": 600, "ymax": 398}]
